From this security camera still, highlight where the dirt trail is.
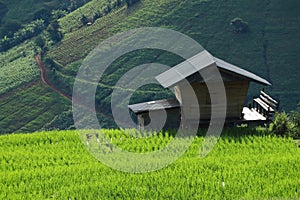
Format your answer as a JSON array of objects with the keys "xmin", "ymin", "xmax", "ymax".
[
  {"xmin": 35, "ymin": 53, "xmax": 72, "ymax": 100},
  {"xmin": 35, "ymin": 54, "xmax": 113, "ymax": 120}
]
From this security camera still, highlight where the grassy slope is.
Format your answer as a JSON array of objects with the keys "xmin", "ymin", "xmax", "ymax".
[
  {"xmin": 0, "ymin": 39, "xmax": 71, "ymax": 134},
  {"xmin": 49, "ymin": 0, "xmax": 300, "ymax": 111},
  {"xmin": 265, "ymin": 0, "xmax": 300, "ymax": 109},
  {"xmin": 0, "ymin": 81, "xmax": 70, "ymax": 134},
  {"xmin": 58, "ymin": 0, "xmax": 108, "ymax": 33},
  {"xmin": 0, "ymin": 129, "xmax": 299, "ymax": 199}
]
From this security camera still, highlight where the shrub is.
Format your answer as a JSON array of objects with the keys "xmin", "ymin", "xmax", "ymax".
[
  {"xmin": 0, "ymin": 19, "xmax": 45, "ymax": 52},
  {"xmin": 291, "ymin": 103, "xmax": 300, "ymax": 124},
  {"xmin": 51, "ymin": 9, "xmax": 68, "ymax": 21},
  {"xmin": 33, "ymin": 9, "xmax": 52, "ymax": 24},
  {"xmin": 47, "ymin": 20, "xmax": 63, "ymax": 42},
  {"xmin": 125, "ymin": 0, "xmax": 140, "ymax": 7},
  {"xmin": 230, "ymin": 17, "xmax": 249, "ymax": 34},
  {"xmin": 34, "ymin": 36, "xmax": 46, "ymax": 49},
  {"xmin": 93, "ymin": 11, "xmax": 102, "ymax": 21},
  {"xmin": 290, "ymin": 102, "xmax": 300, "ymax": 138},
  {"xmin": 269, "ymin": 112, "xmax": 298, "ymax": 138},
  {"xmin": 43, "ymin": 56, "xmax": 63, "ymax": 71},
  {"xmin": 80, "ymin": 14, "xmax": 89, "ymax": 25}
]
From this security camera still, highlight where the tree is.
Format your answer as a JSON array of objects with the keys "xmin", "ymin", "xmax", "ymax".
[
  {"xmin": 0, "ymin": 19, "xmax": 45, "ymax": 51},
  {"xmin": 34, "ymin": 36, "xmax": 45, "ymax": 49},
  {"xmin": 80, "ymin": 14, "xmax": 88, "ymax": 25},
  {"xmin": 102, "ymin": 5, "xmax": 111, "ymax": 15},
  {"xmin": 93, "ymin": 10, "xmax": 102, "ymax": 21},
  {"xmin": 33, "ymin": 9, "xmax": 52, "ymax": 24},
  {"xmin": 125, "ymin": 0, "xmax": 140, "ymax": 7},
  {"xmin": 230, "ymin": 17, "xmax": 249, "ymax": 34},
  {"xmin": 51, "ymin": 10, "xmax": 68, "ymax": 21},
  {"xmin": 0, "ymin": 35, "xmax": 11, "ymax": 52},
  {"xmin": 48, "ymin": 28, "xmax": 63, "ymax": 42},
  {"xmin": 12, "ymin": 19, "xmax": 45, "ymax": 42},
  {"xmin": 47, "ymin": 20, "xmax": 63, "ymax": 42},
  {"xmin": 50, "ymin": 20, "xmax": 60, "ymax": 30},
  {"xmin": 69, "ymin": 0, "xmax": 91, "ymax": 11},
  {"xmin": 116, "ymin": 0, "xmax": 123, "ymax": 7}
]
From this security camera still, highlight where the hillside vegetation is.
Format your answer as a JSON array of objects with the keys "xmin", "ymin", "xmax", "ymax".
[
  {"xmin": 47, "ymin": 0, "xmax": 300, "ymax": 111},
  {"xmin": 0, "ymin": 41, "xmax": 39, "ymax": 95},
  {"xmin": 0, "ymin": 129, "xmax": 299, "ymax": 199},
  {"xmin": 0, "ymin": 0, "xmax": 61, "ymax": 37},
  {"xmin": 0, "ymin": 0, "xmax": 299, "ymax": 133},
  {"xmin": 0, "ymin": 81, "xmax": 70, "ymax": 134},
  {"xmin": 45, "ymin": 0, "xmax": 300, "ymax": 129},
  {"xmin": 0, "ymin": 0, "xmax": 96, "ymax": 37}
]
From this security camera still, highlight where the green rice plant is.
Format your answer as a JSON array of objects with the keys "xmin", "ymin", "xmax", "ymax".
[{"xmin": 0, "ymin": 129, "xmax": 299, "ymax": 199}]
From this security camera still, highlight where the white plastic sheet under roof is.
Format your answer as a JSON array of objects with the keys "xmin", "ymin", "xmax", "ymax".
[{"xmin": 128, "ymin": 99, "xmax": 180, "ymax": 114}]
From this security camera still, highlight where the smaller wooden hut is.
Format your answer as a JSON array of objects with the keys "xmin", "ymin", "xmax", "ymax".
[
  {"xmin": 128, "ymin": 99, "xmax": 180, "ymax": 131},
  {"xmin": 129, "ymin": 50, "xmax": 273, "ymax": 130}
]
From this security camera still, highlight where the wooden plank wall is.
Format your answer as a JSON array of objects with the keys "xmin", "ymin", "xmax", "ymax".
[
  {"xmin": 139, "ymin": 108, "xmax": 181, "ymax": 131},
  {"xmin": 176, "ymin": 80, "xmax": 250, "ymax": 121}
]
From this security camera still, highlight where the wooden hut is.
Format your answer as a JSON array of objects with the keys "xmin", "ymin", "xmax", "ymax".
[
  {"xmin": 128, "ymin": 99, "xmax": 181, "ymax": 131},
  {"xmin": 129, "ymin": 50, "xmax": 274, "ymax": 130}
]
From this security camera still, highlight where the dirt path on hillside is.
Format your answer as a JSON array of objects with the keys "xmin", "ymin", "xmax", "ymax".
[
  {"xmin": 35, "ymin": 54, "xmax": 72, "ymax": 101},
  {"xmin": 35, "ymin": 54, "xmax": 114, "ymax": 121}
]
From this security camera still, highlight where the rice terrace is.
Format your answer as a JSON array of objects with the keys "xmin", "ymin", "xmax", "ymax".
[{"xmin": 0, "ymin": 0, "xmax": 300, "ymax": 199}]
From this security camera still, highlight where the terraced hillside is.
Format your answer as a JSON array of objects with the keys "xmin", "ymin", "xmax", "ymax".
[
  {"xmin": 0, "ymin": 0, "xmax": 299, "ymax": 133},
  {"xmin": 0, "ymin": 39, "xmax": 71, "ymax": 134},
  {"xmin": 0, "ymin": 41, "xmax": 39, "ymax": 95},
  {"xmin": 0, "ymin": 81, "xmax": 70, "ymax": 134},
  {"xmin": 48, "ymin": 0, "xmax": 300, "ymax": 111}
]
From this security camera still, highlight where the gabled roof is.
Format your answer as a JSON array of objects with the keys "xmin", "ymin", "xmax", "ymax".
[
  {"xmin": 155, "ymin": 50, "xmax": 271, "ymax": 88},
  {"xmin": 213, "ymin": 57, "xmax": 271, "ymax": 86},
  {"xmin": 128, "ymin": 99, "xmax": 180, "ymax": 114},
  {"xmin": 156, "ymin": 50, "xmax": 216, "ymax": 88}
]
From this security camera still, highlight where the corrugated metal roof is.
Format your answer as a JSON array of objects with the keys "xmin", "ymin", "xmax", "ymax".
[
  {"xmin": 156, "ymin": 50, "xmax": 216, "ymax": 88},
  {"xmin": 129, "ymin": 99, "xmax": 180, "ymax": 114},
  {"xmin": 213, "ymin": 57, "xmax": 271, "ymax": 86},
  {"xmin": 155, "ymin": 50, "xmax": 271, "ymax": 88}
]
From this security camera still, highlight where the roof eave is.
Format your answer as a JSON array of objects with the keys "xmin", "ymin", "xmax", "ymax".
[{"xmin": 213, "ymin": 57, "xmax": 272, "ymax": 86}]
